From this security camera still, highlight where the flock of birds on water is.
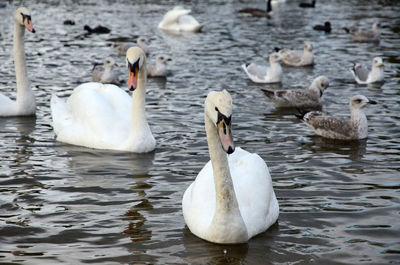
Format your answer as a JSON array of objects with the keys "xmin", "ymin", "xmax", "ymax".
[{"xmin": 0, "ymin": 0, "xmax": 386, "ymax": 244}]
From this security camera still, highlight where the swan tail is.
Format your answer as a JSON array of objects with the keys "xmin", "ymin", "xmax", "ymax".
[
  {"xmin": 50, "ymin": 94, "xmax": 72, "ymax": 135},
  {"xmin": 194, "ymin": 23, "xmax": 206, "ymax": 32}
]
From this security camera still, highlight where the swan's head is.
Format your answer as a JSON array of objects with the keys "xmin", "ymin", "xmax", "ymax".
[
  {"xmin": 350, "ymin": 95, "xmax": 377, "ymax": 110},
  {"xmin": 126, "ymin": 47, "xmax": 146, "ymax": 91},
  {"xmin": 372, "ymin": 57, "xmax": 384, "ymax": 68},
  {"xmin": 15, "ymin": 7, "xmax": 35, "ymax": 33},
  {"xmin": 304, "ymin": 42, "xmax": 313, "ymax": 52},
  {"xmin": 269, "ymin": 52, "xmax": 281, "ymax": 64},
  {"xmin": 310, "ymin": 75, "xmax": 329, "ymax": 96},
  {"xmin": 205, "ymin": 90, "xmax": 235, "ymax": 154}
]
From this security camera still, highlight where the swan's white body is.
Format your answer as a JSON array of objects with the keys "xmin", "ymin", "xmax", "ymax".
[
  {"xmin": 158, "ymin": 6, "xmax": 205, "ymax": 33},
  {"xmin": 0, "ymin": 7, "xmax": 35, "ymax": 117},
  {"xmin": 241, "ymin": 52, "xmax": 282, "ymax": 83},
  {"xmin": 182, "ymin": 90, "xmax": 279, "ymax": 244},
  {"xmin": 51, "ymin": 48, "xmax": 155, "ymax": 153}
]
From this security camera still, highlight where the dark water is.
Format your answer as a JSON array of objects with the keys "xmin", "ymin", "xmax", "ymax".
[{"xmin": 1, "ymin": 0, "xmax": 400, "ymax": 264}]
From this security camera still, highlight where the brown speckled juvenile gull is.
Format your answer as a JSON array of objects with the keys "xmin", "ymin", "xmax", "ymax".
[
  {"xmin": 343, "ymin": 22, "xmax": 380, "ymax": 43},
  {"xmin": 296, "ymin": 95, "xmax": 376, "ymax": 140},
  {"xmin": 262, "ymin": 75, "xmax": 329, "ymax": 109}
]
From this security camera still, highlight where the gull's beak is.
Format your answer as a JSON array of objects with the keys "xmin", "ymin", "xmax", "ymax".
[
  {"xmin": 217, "ymin": 119, "xmax": 235, "ymax": 154},
  {"xmin": 379, "ymin": 62, "xmax": 385, "ymax": 67},
  {"xmin": 368, "ymin": 99, "xmax": 377, "ymax": 105},
  {"xmin": 128, "ymin": 61, "xmax": 139, "ymax": 91},
  {"xmin": 24, "ymin": 17, "xmax": 35, "ymax": 33}
]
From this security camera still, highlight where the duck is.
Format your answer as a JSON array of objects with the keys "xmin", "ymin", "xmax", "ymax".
[
  {"xmin": 91, "ymin": 57, "xmax": 119, "ymax": 85},
  {"xmin": 182, "ymin": 90, "xmax": 279, "ymax": 244},
  {"xmin": 343, "ymin": 22, "xmax": 380, "ymax": 43},
  {"xmin": 350, "ymin": 57, "xmax": 384, "ymax": 84},
  {"xmin": 262, "ymin": 75, "xmax": 329, "ymax": 109},
  {"xmin": 147, "ymin": 55, "xmax": 172, "ymax": 77},
  {"xmin": 158, "ymin": 6, "xmax": 206, "ymax": 33},
  {"xmin": 237, "ymin": 0, "xmax": 273, "ymax": 18},
  {"xmin": 0, "ymin": 7, "xmax": 36, "ymax": 117},
  {"xmin": 111, "ymin": 36, "xmax": 150, "ymax": 56},
  {"xmin": 241, "ymin": 52, "xmax": 283, "ymax": 83},
  {"xmin": 296, "ymin": 95, "xmax": 376, "ymax": 140},
  {"xmin": 313, "ymin": 21, "xmax": 331, "ymax": 33},
  {"xmin": 83, "ymin": 24, "xmax": 110, "ymax": 34},
  {"xmin": 51, "ymin": 47, "xmax": 155, "ymax": 153},
  {"xmin": 276, "ymin": 42, "xmax": 314, "ymax": 67},
  {"xmin": 299, "ymin": 0, "xmax": 316, "ymax": 8}
]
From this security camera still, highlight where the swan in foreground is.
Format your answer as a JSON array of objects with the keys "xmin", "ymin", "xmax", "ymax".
[
  {"xmin": 276, "ymin": 42, "xmax": 314, "ymax": 67},
  {"xmin": 350, "ymin": 57, "xmax": 384, "ymax": 84},
  {"xmin": 0, "ymin": 7, "xmax": 36, "ymax": 117},
  {"xmin": 91, "ymin": 57, "xmax": 119, "ymax": 84},
  {"xmin": 237, "ymin": 0, "xmax": 273, "ymax": 18},
  {"xmin": 296, "ymin": 95, "xmax": 376, "ymax": 140},
  {"xmin": 51, "ymin": 47, "xmax": 155, "ymax": 153},
  {"xmin": 111, "ymin": 36, "xmax": 150, "ymax": 56},
  {"xmin": 343, "ymin": 22, "xmax": 380, "ymax": 43},
  {"xmin": 241, "ymin": 52, "xmax": 282, "ymax": 83},
  {"xmin": 262, "ymin": 75, "xmax": 329, "ymax": 109},
  {"xmin": 147, "ymin": 55, "xmax": 172, "ymax": 77},
  {"xmin": 158, "ymin": 6, "xmax": 206, "ymax": 33},
  {"xmin": 182, "ymin": 90, "xmax": 279, "ymax": 244}
]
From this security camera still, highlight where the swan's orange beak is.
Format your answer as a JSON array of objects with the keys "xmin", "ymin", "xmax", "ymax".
[
  {"xmin": 217, "ymin": 119, "xmax": 235, "ymax": 154},
  {"xmin": 127, "ymin": 60, "xmax": 139, "ymax": 91},
  {"xmin": 24, "ymin": 17, "xmax": 35, "ymax": 33}
]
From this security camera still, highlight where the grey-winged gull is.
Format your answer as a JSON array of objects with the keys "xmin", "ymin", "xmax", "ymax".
[
  {"xmin": 350, "ymin": 57, "xmax": 384, "ymax": 84},
  {"xmin": 91, "ymin": 57, "xmax": 119, "ymax": 85},
  {"xmin": 147, "ymin": 55, "xmax": 172, "ymax": 77},
  {"xmin": 343, "ymin": 22, "xmax": 380, "ymax": 43},
  {"xmin": 241, "ymin": 52, "xmax": 282, "ymax": 83},
  {"xmin": 276, "ymin": 42, "xmax": 314, "ymax": 67}
]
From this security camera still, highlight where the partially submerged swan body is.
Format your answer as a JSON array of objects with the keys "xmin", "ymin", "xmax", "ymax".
[
  {"xmin": 241, "ymin": 52, "xmax": 283, "ymax": 83},
  {"xmin": 0, "ymin": 7, "xmax": 36, "ymax": 117},
  {"xmin": 350, "ymin": 57, "xmax": 384, "ymax": 84},
  {"xmin": 296, "ymin": 95, "xmax": 376, "ymax": 140},
  {"xmin": 182, "ymin": 90, "xmax": 279, "ymax": 244},
  {"xmin": 158, "ymin": 6, "xmax": 205, "ymax": 33},
  {"xmin": 51, "ymin": 47, "xmax": 155, "ymax": 153}
]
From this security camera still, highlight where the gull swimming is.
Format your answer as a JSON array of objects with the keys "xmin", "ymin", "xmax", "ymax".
[
  {"xmin": 296, "ymin": 95, "xmax": 376, "ymax": 140},
  {"xmin": 343, "ymin": 22, "xmax": 380, "ymax": 43},
  {"xmin": 241, "ymin": 52, "xmax": 282, "ymax": 83},
  {"xmin": 147, "ymin": 55, "xmax": 172, "ymax": 77},
  {"xmin": 276, "ymin": 42, "xmax": 314, "ymax": 67},
  {"xmin": 262, "ymin": 76, "xmax": 329, "ymax": 109},
  {"xmin": 350, "ymin": 57, "xmax": 384, "ymax": 84},
  {"xmin": 91, "ymin": 57, "xmax": 119, "ymax": 85},
  {"xmin": 111, "ymin": 36, "xmax": 150, "ymax": 56}
]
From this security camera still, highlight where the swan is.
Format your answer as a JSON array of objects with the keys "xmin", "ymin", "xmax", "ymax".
[
  {"xmin": 182, "ymin": 90, "xmax": 279, "ymax": 244},
  {"xmin": 0, "ymin": 7, "xmax": 36, "ymax": 117},
  {"xmin": 158, "ymin": 6, "xmax": 206, "ymax": 33},
  {"xmin": 241, "ymin": 52, "xmax": 283, "ymax": 83},
  {"xmin": 296, "ymin": 95, "xmax": 376, "ymax": 140},
  {"xmin": 350, "ymin": 57, "xmax": 384, "ymax": 84},
  {"xmin": 51, "ymin": 47, "xmax": 155, "ymax": 153},
  {"xmin": 91, "ymin": 57, "xmax": 120, "ymax": 85}
]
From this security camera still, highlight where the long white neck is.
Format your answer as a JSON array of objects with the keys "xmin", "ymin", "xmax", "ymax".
[
  {"xmin": 14, "ymin": 22, "xmax": 35, "ymax": 115},
  {"xmin": 351, "ymin": 108, "xmax": 368, "ymax": 139},
  {"xmin": 130, "ymin": 68, "xmax": 148, "ymax": 132},
  {"xmin": 204, "ymin": 114, "xmax": 248, "ymax": 243}
]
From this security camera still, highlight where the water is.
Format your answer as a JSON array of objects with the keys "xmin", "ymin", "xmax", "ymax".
[{"xmin": 1, "ymin": 0, "xmax": 400, "ymax": 264}]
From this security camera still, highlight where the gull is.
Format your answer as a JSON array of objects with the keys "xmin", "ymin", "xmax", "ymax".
[
  {"xmin": 343, "ymin": 22, "xmax": 380, "ymax": 43},
  {"xmin": 262, "ymin": 76, "xmax": 329, "ymax": 109},
  {"xmin": 296, "ymin": 95, "xmax": 376, "ymax": 140},
  {"xmin": 241, "ymin": 52, "xmax": 282, "ymax": 83},
  {"xmin": 276, "ymin": 42, "xmax": 314, "ymax": 67},
  {"xmin": 111, "ymin": 36, "xmax": 150, "ymax": 56},
  {"xmin": 350, "ymin": 57, "xmax": 384, "ymax": 84},
  {"xmin": 147, "ymin": 55, "xmax": 172, "ymax": 77},
  {"xmin": 91, "ymin": 57, "xmax": 119, "ymax": 85}
]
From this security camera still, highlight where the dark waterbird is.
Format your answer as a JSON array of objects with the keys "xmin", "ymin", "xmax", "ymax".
[
  {"xmin": 313, "ymin": 21, "xmax": 331, "ymax": 33},
  {"xmin": 299, "ymin": 0, "xmax": 316, "ymax": 8},
  {"xmin": 83, "ymin": 25, "xmax": 110, "ymax": 34},
  {"xmin": 237, "ymin": 0, "xmax": 273, "ymax": 17}
]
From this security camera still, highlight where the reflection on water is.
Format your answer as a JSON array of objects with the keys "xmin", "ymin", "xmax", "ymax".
[{"xmin": 0, "ymin": 0, "xmax": 400, "ymax": 264}]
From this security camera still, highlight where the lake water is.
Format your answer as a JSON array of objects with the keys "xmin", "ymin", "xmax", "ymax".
[{"xmin": 0, "ymin": 0, "xmax": 399, "ymax": 264}]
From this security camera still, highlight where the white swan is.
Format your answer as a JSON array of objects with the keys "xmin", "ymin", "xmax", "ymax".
[
  {"xmin": 0, "ymin": 7, "xmax": 36, "ymax": 117},
  {"xmin": 158, "ymin": 6, "xmax": 206, "ymax": 33},
  {"xmin": 182, "ymin": 90, "xmax": 279, "ymax": 244},
  {"xmin": 241, "ymin": 52, "xmax": 283, "ymax": 83},
  {"xmin": 51, "ymin": 47, "xmax": 155, "ymax": 153}
]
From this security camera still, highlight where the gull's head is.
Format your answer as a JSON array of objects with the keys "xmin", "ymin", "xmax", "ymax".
[
  {"xmin": 126, "ymin": 47, "xmax": 146, "ymax": 91},
  {"xmin": 304, "ymin": 42, "xmax": 313, "ymax": 52},
  {"xmin": 372, "ymin": 57, "xmax": 384, "ymax": 68},
  {"xmin": 310, "ymin": 76, "xmax": 329, "ymax": 96},
  {"xmin": 104, "ymin": 57, "xmax": 116, "ymax": 68},
  {"xmin": 137, "ymin": 36, "xmax": 150, "ymax": 47},
  {"xmin": 156, "ymin": 55, "xmax": 172, "ymax": 65},
  {"xmin": 350, "ymin": 95, "xmax": 377, "ymax": 110},
  {"xmin": 269, "ymin": 52, "xmax": 282, "ymax": 63},
  {"xmin": 15, "ymin": 7, "xmax": 35, "ymax": 33},
  {"xmin": 205, "ymin": 90, "xmax": 235, "ymax": 154}
]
